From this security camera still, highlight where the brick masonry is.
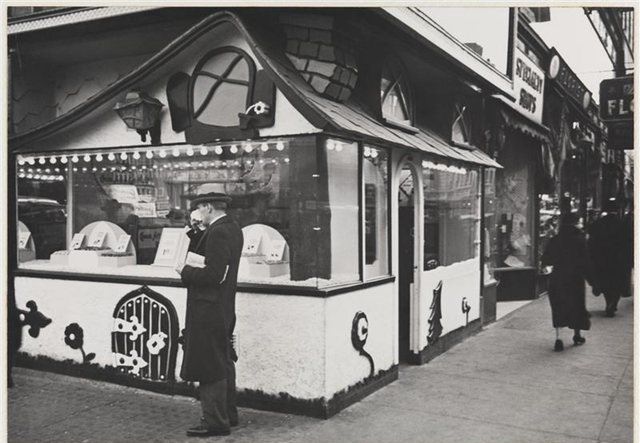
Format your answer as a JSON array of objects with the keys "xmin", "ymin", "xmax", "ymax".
[{"xmin": 280, "ymin": 13, "xmax": 358, "ymax": 102}]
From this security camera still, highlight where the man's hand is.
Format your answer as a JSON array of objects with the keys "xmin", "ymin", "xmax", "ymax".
[{"xmin": 175, "ymin": 262, "xmax": 185, "ymax": 275}]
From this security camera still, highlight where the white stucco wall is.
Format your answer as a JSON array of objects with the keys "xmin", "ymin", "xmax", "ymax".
[
  {"xmin": 324, "ymin": 282, "xmax": 395, "ymax": 397},
  {"xmin": 234, "ymin": 291, "xmax": 325, "ymax": 399},
  {"xmin": 418, "ymin": 258, "xmax": 481, "ymax": 352},
  {"xmin": 26, "ymin": 21, "xmax": 319, "ymax": 153},
  {"xmin": 14, "ymin": 277, "xmax": 329, "ymax": 399}
]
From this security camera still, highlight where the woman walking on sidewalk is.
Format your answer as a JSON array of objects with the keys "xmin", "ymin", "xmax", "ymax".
[{"xmin": 542, "ymin": 213, "xmax": 593, "ymax": 351}]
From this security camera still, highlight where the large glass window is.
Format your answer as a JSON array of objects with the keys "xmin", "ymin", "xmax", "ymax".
[
  {"xmin": 16, "ymin": 159, "xmax": 67, "ymax": 261},
  {"xmin": 18, "ymin": 137, "xmax": 333, "ymax": 287},
  {"xmin": 423, "ymin": 161, "xmax": 480, "ymax": 269},
  {"xmin": 325, "ymin": 138, "xmax": 360, "ymax": 285},
  {"xmin": 363, "ymin": 145, "xmax": 390, "ymax": 279},
  {"xmin": 16, "ymin": 136, "xmax": 373, "ymax": 289}
]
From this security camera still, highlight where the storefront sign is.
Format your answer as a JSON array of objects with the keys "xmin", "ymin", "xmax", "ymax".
[
  {"xmin": 513, "ymin": 48, "xmax": 544, "ymax": 123},
  {"xmin": 599, "ymin": 76, "xmax": 633, "ymax": 122},
  {"xmin": 547, "ymin": 48, "xmax": 591, "ymax": 110},
  {"xmin": 607, "ymin": 120, "xmax": 633, "ymax": 150}
]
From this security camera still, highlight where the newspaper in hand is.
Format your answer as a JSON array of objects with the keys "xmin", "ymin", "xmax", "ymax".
[{"xmin": 185, "ymin": 251, "xmax": 206, "ymax": 268}]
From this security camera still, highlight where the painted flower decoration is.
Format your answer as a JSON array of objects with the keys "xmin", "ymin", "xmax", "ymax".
[
  {"xmin": 64, "ymin": 323, "xmax": 84, "ymax": 350},
  {"xmin": 64, "ymin": 322, "xmax": 95, "ymax": 363}
]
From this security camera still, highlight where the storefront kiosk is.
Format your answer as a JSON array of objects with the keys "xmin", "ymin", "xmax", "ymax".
[{"xmin": 9, "ymin": 9, "xmax": 501, "ymax": 417}]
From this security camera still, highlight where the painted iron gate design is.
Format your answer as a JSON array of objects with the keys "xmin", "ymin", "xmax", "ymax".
[{"xmin": 111, "ymin": 286, "xmax": 179, "ymax": 381}]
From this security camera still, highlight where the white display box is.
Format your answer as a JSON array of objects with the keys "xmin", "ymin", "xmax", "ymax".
[
  {"xmin": 97, "ymin": 254, "xmax": 137, "ymax": 268},
  {"xmin": 49, "ymin": 250, "xmax": 70, "ymax": 266},
  {"xmin": 68, "ymin": 250, "xmax": 107, "ymax": 268},
  {"xmin": 243, "ymin": 260, "xmax": 289, "ymax": 279}
]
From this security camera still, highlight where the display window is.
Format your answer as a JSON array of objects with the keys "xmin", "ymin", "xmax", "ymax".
[
  {"xmin": 363, "ymin": 145, "xmax": 390, "ymax": 279},
  {"xmin": 422, "ymin": 160, "xmax": 481, "ymax": 270},
  {"xmin": 16, "ymin": 161, "xmax": 67, "ymax": 261},
  {"xmin": 492, "ymin": 140, "xmax": 535, "ymax": 269},
  {"xmin": 17, "ymin": 137, "xmax": 328, "ymax": 287},
  {"xmin": 324, "ymin": 138, "xmax": 360, "ymax": 285},
  {"xmin": 483, "ymin": 167, "xmax": 498, "ymax": 282},
  {"xmin": 16, "ymin": 135, "xmax": 392, "ymax": 289}
]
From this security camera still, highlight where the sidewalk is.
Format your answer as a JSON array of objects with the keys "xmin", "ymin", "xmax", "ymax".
[{"xmin": 8, "ymin": 293, "xmax": 633, "ymax": 443}]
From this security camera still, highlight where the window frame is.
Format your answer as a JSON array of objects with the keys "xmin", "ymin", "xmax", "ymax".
[
  {"xmin": 360, "ymin": 142, "xmax": 392, "ymax": 281},
  {"xmin": 189, "ymin": 46, "xmax": 257, "ymax": 129},
  {"xmin": 380, "ymin": 58, "xmax": 416, "ymax": 130}
]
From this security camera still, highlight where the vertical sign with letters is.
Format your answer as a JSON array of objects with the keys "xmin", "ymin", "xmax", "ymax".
[{"xmin": 513, "ymin": 48, "xmax": 544, "ymax": 124}]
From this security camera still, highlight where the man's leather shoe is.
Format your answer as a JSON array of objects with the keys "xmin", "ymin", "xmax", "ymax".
[
  {"xmin": 230, "ymin": 417, "xmax": 239, "ymax": 427},
  {"xmin": 186, "ymin": 424, "xmax": 230, "ymax": 437}
]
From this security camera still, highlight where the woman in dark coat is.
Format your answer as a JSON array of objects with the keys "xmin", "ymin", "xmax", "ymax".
[
  {"xmin": 588, "ymin": 200, "xmax": 626, "ymax": 316},
  {"xmin": 542, "ymin": 214, "xmax": 592, "ymax": 351}
]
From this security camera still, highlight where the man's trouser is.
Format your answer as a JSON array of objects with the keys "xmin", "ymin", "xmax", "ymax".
[{"xmin": 200, "ymin": 347, "xmax": 237, "ymax": 429}]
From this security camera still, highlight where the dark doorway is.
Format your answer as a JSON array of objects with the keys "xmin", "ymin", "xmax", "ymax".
[{"xmin": 398, "ymin": 166, "xmax": 415, "ymax": 362}]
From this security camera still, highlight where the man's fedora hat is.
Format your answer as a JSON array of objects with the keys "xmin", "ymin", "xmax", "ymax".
[{"xmin": 188, "ymin": 192, "xmax": 232, "ymax": 210}]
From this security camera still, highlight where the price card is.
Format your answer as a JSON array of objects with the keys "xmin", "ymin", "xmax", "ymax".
[
  {"xmin": 70, "ymin": 233, "xmax": 85, "ymax": 250},
  {"xmin": 114, "ymin": 234, "xmax": 131, "ymax": 253},
  {"xmin": 266, "ymin": 239, "xmax": 286, "ymax": 262},
  {"xmin": 18, "ymin": 231, "xmax": 31, "ymax": 249},
  {"xmin": 89, "ymin": 231, "xmax": 107, "ymax": 248},
  {"xmin": 242, "ymin": 232, "xmax": 262, "ymax": 256}
]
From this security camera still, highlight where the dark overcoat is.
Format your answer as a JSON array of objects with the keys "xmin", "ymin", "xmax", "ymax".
[
  {"xmin": 542, "ymin": 225, "xmax": 592, "ymax": 330},
  {"xmin": 180, "ymin": 215, "xmax": 243, "ymax": 383},
  {"xmin": 587, "ymin": 215, "xmax": 626, "ymax": 294}
]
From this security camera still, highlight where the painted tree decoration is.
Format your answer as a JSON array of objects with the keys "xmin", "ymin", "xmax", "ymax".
[
  {"xmin": 111, "ymin": 286, "xmax": 179, "ymax": 381},
  {"xmin": 351, "ymin": 311, "xmax": 374, "ymax": 378},
  {"xmin": 427, "ymin": 281, "xmax": 443, "ymax": 345},
  {"xmin": 18, "ymin": 300, "xmax": 52, "ymax": 338},
  {"xmin": 64, "ymin": 323, "xmax": 96, "ymax": 363}
]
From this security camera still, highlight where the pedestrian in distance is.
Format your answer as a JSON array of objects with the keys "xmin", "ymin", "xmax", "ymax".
[
  {"xmin": 588, "ymin": 199, "xmax": 626, "ymax": 317},
  {"xmin": 541, "ymin": 213, "xmax": 593, "ymax": 351},
  {"xmin": 175, "ymin": 192, "xmax": 243, "ymax": 437}
]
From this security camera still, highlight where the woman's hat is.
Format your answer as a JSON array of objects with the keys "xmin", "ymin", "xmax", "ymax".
[{"xmin": 188, "ymin": 192, "xmax": 232, "ymax": 210}]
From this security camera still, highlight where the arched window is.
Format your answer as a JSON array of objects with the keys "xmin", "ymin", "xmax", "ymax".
[
  {"xmin": 380, "ymin": 62, "xmax": 413, "ymax": 126},
  {"xmin": 190, "ymin": 47, "xmax": 256, "ymax": 127}
]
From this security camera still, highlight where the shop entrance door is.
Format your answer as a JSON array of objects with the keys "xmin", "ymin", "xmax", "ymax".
[{"xmin": 398, "ymin": 164, "xmax": 417, "ymax": 362}]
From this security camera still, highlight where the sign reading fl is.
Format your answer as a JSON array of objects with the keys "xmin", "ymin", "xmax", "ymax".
[
  {"xmin": 513, "ymin": 49, "xmax": 544, "ymax": 124},
  {"xmin": 599, "ymin": 76, "xmax": 633, "ymax": 122}
]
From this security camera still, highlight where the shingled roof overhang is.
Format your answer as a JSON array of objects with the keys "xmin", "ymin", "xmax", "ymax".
[{"xmin": 10, "ymin": 9, "xmax": 501, "ymax": 169}]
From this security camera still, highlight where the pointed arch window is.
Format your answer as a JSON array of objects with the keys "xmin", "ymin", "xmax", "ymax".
[{"xmin": 380, "ymin": 62, "xmax": 413, "ymax": 126}]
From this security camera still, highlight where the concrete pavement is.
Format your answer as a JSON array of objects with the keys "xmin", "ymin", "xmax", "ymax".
[{"xmin": 8, "ymin": 293, "xmax": 634, "ymax": 443}]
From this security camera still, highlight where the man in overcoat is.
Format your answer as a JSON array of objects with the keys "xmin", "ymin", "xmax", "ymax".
[{"xmin": 176, "ymin": 192, "xmax": 243, "ymax": 437}]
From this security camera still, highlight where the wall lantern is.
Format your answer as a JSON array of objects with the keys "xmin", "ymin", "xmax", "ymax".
[{"xmin": 114, "ymin": 90, "xmax": 163, "ymax": 144}]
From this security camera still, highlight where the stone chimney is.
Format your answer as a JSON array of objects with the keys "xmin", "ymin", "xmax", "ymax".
[{"xmin": 280, "ymin": 13, "xmax": 358, "ymax": 102}]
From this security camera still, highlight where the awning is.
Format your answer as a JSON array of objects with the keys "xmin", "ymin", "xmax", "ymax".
[
  {"xmin": 8, "ymin": 7, "xmax": 160, "ymax": 35},
  {"xmin": 492, "ymin": 94, "xmax": 551, "ymax": 144}
]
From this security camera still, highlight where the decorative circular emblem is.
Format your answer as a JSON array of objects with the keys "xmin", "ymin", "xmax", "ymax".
[
  {"xmin": 582, "ymin": 91, "xmax": 591, "ymax": 109},
  {"xmin": 351, "ymin": 311, "xmax": 369, "ymax": 351},
  {"xmin": 548, "ymin": 55, "xmax": 560, "ymax": 79}
]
